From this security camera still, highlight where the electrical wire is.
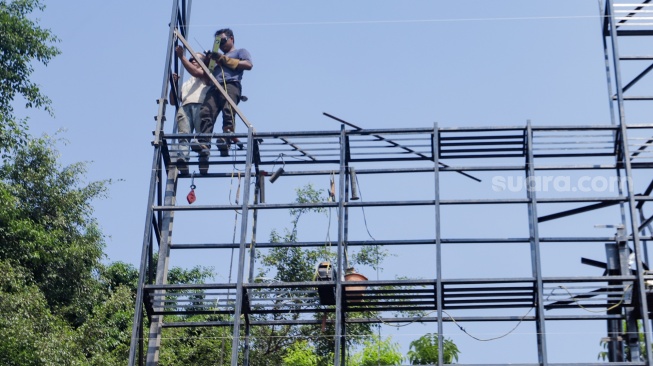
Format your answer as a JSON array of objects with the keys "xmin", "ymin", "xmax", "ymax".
[
  {"xmin": 354, "ymin": 172, "xmax": 376, "ymax": 242},
  {"xmin": 443, "ymin": 308, "xmax": 534, "ymax": 342},
  {"xmin": 228, "ymin": 170, "xmax": 242, "ymax": 214},
  {"xmin": 186, "ymin": 14, "xmax": 607, "ymax": 28},
  {"xmin": 555, "ymin": 284, "xmax": 633, "ymax": 313},
  {"xmin": 375, "ymin": 305, "xmax": 534, "ymax": 342},
  {"xmin": 375, "ymin": 310, "xmax": 438, "ymax": 328}
]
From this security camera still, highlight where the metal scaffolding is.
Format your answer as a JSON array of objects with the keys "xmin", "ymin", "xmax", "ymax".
[{"xmin": 128, "ymin": 1, "xmax": 653, "ymax": 365}]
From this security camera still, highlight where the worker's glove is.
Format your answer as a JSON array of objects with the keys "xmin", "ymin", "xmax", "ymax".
[
  {"xmin": 208, "ymin": 52, "xmax": 240, "ymax": 70},
  {"xmin": 219, "ymin": 56, "xmax": 240, "ymax": 70}
]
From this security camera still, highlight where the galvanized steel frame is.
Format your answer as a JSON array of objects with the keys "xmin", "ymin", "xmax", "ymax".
[{"xmin": 127, "ymin": 1, "xmax": 653, "ymax": 365}]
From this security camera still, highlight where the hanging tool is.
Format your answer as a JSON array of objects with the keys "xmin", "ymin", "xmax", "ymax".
[
  {"xmin": 187, "ymin": 172, "xmax": 197, "ymax": 204},
  {"xmin": 270, "ymin": 154, "xmax": 286, "ymax": 184},
  {"xmin": 207, "ymin": 34, "xmax": 224, "ymax": 73},
  {"xmin": 349, "ymin": 167, "xmax": 359, "ymax": 200},
  {"xmin": 328, "ymin": 172, "xmax": 336, "ymax": 202}
]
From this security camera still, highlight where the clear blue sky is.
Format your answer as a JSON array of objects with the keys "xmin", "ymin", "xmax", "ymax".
[{"xmin": 19, "ymin": 1, "xmax": 632, "ymax": 363}]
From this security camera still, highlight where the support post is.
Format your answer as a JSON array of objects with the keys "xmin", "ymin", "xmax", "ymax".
[
  {"xmin": 334, "ymin": 125, "xmax": 347, "ymax": 366},
  {"xmin": 433, "ymin": 123, "xmax": 444, "ymax": 366},
  {"xmin": 145, "ymin": 168, "xmax": 180, "ymax": 365},
  {"xmin": 525, "ymin": 121, "xmax": 548, "ymax": 365},
  {"xmin": 230, "ymin": 126, "xmax": 255, "ymax": 366}
]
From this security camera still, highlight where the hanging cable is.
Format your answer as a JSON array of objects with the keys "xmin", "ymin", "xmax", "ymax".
[
  {"xmin": 228, "ymin": 170, "xmax": 242, "ymax": 215},
  {"xmin": 354, "ymin": 172, "xmax": 376, "ymax": 241},
  {"xmin": 443, "ymin": 308, "xmax": 534, "ymax": 342},
  {"xmin": 554, "ymin": 284, "xmax": 632, "ymax": 313},
  {"xmin": 228, "ymin": 173, "xmax": 241, "ymax": 285}
]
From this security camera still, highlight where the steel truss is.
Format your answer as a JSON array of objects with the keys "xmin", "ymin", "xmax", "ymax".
[{"xmin": 128, "ymin": 1, "xmax": 653, "ymax": 365}]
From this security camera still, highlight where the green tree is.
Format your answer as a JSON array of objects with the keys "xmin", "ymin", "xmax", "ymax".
[
  {"xmin": 253, "ymin": 184, "xmax": 386, "ymax": 366},
  {"xmin": 407, "ymin": 333, "xmax": 460, "ymax": 364},
  {"xmin": 350, "ymin": 336, "xmax": 403, "ymax": 366},
  {"xmin": 0, "ymin": 135, "xmax": 109, "ymax": 325},
  {"xmin": 282, "ymin": 340, "xmax": 320, "ymax": 366},
  {"xmin": 75, "ymin": 286, "xmax": 134, "ymax": 366},
  {"xmin": 156, "ymin": 265, "xmax": 227, "ymax": 366},
  {"xmin": 0, "ymin": 260, "xmax": 86, "ymax": 366},
  {"xmin": 101, "ymin": 261, "xmax": 140, "ymax": 294},
  {"xmin": 0, "ymin": 0, "xmax": 60, "ymax": 155}
]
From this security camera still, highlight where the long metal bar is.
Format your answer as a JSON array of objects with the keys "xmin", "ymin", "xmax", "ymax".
[
  {"xmin": 525, "ymin": 121, "xmax": 548, "ymax": 365},
  {"xmin": 152, "ymin": 196, "xmax": 644, "ymax": 211},
  {"xmin": 621, "ymin": 62, "xmax": 653, "ymax": 93},
  {"xmin": 333, "ymin": 125, "xmax": 347, "ymax": 366},
  {"xmin": 230, "ymin": 126, "xmax": 255, "ymax": 366},
  {"xmin": 162, "ymin": 314, "xmax": 628, "ymax": 328},
  {"xmin": 168, "ymin": 236, "xmax": 633, "ymax": 249},
  {"xmin": 164, "ymin": 123, "xmax": 637, "ymax": 135},
  {"xmin": 128, "ymin": 145, "xmax": 163, "ymax": 366},
  {"xmin": 141, "ymin": 164, "xmax": 634, "ymax": 175},
  {"xmin": 434, "ymin": 122, "xmax": 444, "ymax": 366},
  {"xmin": 128, "ymin": 1, "xmax": 181, "ymax": 364},
  {"xmin": 341, "ymin": 134, "xmax": 352, "ymax": 366},
  {"xmin": 538, "ymin": 201, "xmax": 621, "ymax": 223},
  {"xmin": 142, "ymin": 275, "xmax": 637, "ymax": 290},
  {"xmin": 242, "ymin": 176, "xmax": 259, "ymax": 366},
  {"xmin": 279, "ymin": 137, "xmax": 317, "ymax": 161},
  {"xmin": 145, "ymin": 170, "xmax": 179, "ymax": 365}
]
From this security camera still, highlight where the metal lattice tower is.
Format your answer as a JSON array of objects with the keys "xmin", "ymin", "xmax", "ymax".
[{"xmin": 128, "ymin": 1, "xmax": 653, "ymax": 365}]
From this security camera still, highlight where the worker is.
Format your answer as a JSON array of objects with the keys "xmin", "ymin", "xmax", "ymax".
[
  {"xmin": 170, "ymin": 46, "xmax": 209, "ymax": 175},
  {"xmin": 195, "ymin": 28, "xmax": 253, "ymax": 174}
]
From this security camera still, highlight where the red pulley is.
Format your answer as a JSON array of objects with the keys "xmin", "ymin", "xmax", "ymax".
[
  {"xmin": 187, "ymin": 189, "xmax": 196, "ymax": 204},
  {"xmin": 187, "ymin": 186, "xmax": 196, "ymax": 204}
]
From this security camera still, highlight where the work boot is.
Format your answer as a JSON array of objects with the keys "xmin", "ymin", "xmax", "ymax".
[
  {"xmin": 176, "ymin": 158, "xmax": 189, "ymax": 175},
  {"xmin": 216, "ymin": 137, "xmax": 229, "ymax": 157},
  {"xmin": 191, "ymin": 138, "xmax": 209, "ymax": 153},
  {"xmin": 198, "ymin": 152, "xmax": 209, "ymax": 175},
  {"xmin": 217, "ymin": 126, "xmax": 234, "ymax": 157}
]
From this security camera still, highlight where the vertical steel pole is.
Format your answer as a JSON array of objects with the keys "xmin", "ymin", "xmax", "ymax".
[
  {"xmin": 128, "ymin": 1, "xmax": 180, "ymax": 364},
  {"xmin": 128, "ymin": 147, "xmax": 162, "ymax": 366},
  {"xmin": 230, "ymin": 126, "xmax": 255, "ymax": 366},
  {"xmin": 525, "ymin": 121, "xmax": 548, "ymax": 365},
  {"xmin": 243, "ymin": 177, "xmax": 260, "ymax": 366},
  {"xmin": 599, "ymin": 0, "xmax": 618, "ymax": 127},
  {"xmin": 433, "ymin": 123, "xmax": 444, "ymax": 366},
  {"xmin": 145, "ymin": 168, "xmax": 180, "ymax": 365},
  {"xmin": 334, "ymin": 125, "xmax": 347, "ymax": 366}
]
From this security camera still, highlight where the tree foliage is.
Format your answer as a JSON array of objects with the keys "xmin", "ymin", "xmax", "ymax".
[
  {"xmin": 0, "ymin": 260, "xmax": 86, "ymax": 366},
  {"xmin": 0, "ymin": 135, "xmax": 109, "ymax": 325},
  {"xmin": 282, "ymin": 340, "xmax": 320, "ymax": 366},
  {"xmin": 254, "ymin": 184, "xmax": 387, "ymax": 365},
  {"xmin": 350, "ymin": 336, "xmax": 403, "ymax": 366},
  {"xmin": 407, "ymin": 333, "xmax": 460, "ymax": 364},
  {"xmin": 0, "ymin": 0, "xmax": 60, "ymax": 155},
  {"xmin": 75, "ymin": 286, "xmax": 134, "ymax": 366}
]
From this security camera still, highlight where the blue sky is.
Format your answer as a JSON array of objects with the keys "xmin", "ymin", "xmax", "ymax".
[{"xmin": 18, "ymin": 0, "xmax": 639, "ymax": 363}]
